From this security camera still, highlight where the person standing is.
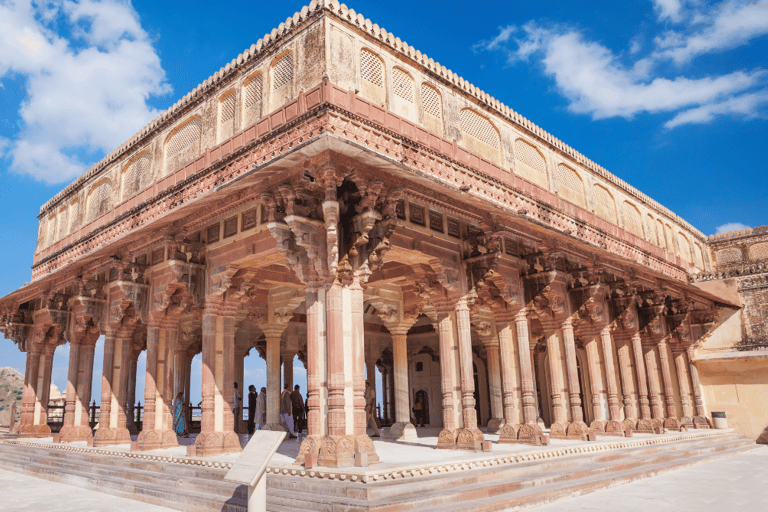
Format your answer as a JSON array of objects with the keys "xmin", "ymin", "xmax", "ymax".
[
  {"xmin": 255, "ymin": 387, "xmax": 266, "ymax": 430},
  {"xmin": 247, "ymin": 385, "xmax": 257, "ymax": 436},
  {"xmin": 364, "ymin": 381, "xmax": 380, "ymax": 437},
  {"xmin": 291, "ymin": 384, "xmax": 305, "ymax": 434},
  {"xmin": 280, "ymin": 384, "xmax": 296, "ymax": 438},
  {"xmin": 233, "ymin": 382, "xmax": 242, "ymax": 433},
  {"xmin": 172, "ymin": 392, "xmax": 187, "ymax": 437}
]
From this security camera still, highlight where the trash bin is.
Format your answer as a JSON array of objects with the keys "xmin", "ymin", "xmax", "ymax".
[{"xmin": 712, "ymin": 411, "xmax": 728, "ymax": 429}]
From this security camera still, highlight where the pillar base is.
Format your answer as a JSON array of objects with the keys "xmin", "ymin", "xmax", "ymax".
[
  {"xmin": 548, "ymin": 421, "xmax": 570, "ymax": 439},
  {"xmin": 663, "ymin": 417, "xmax": 681, "ymax": 430},
  {"xmin": 16, "ymin": 424, "xmax": 52, "ymax": 438},
  {"xmin": 603, "ymin": 420, "xmax": 625, "ymax": 436},
  {"xmin": 436, "ymin": 428, "xmax": 458, "ymax": 449},
  {"xmin": 486, "ymin": 418, "xmax": 505, "ymax": 434},
  {"xmin": 635, "ymin": 418, "xmax": 654, "ymax": 433},
  {"xmin": 317, "ymin": 434, "xmax": 379, "ymax": 468},
  {"xmin": 566, "ymin": 421, "xmax": 589, "ymax": 440},
  {"xmin": 59, "ymin": 425, "xmax": 93, "ymax": 443},
  {"xmin": 650, "ymin": 418, "xmax": 664, "ymax": 430},
  {"xmin": 295, "ymin": 435, "xmax": 322, "ymax": 465},
  {"xmin": 193, "ymin": 430, "xmax": 242, "ymax": 456},
  {"xmin": 455, "ymin": 428, "xmax": 484, "ymax": 451},
  {"xmin": 498, "ymin": 423, "xmax": 544, "ymax": 446},
  {"xmin": 679, "ymin": 416, "xmax": 693, "ymax": 428},
  {"xmin": 622, "ymin": 418, "xmax": 637, "ymax": 431},
  {"xmin": 589, "ymin": 420, "xmax": 607, "ymax": 433},
  {"xmin": 92, "ymin": 427, "xmax": 131, "ymax": 446},
  {"xmin": 389, "ymin": 422, "xmax": 417, "ymax": 441},
  {"xmin": 693, "ymin": 415, "xmax": 710, "ymax": 428},
  {"xmin": 497, "ymin": 423, "xmax": 519, "ymax": 443},
  {"xmin": 134, "ymin": 429, "xmax": 179, "ymax": 451},
  {"xmin": 262, "ymin": 423, "xmax": 287, "ymax": 432}
]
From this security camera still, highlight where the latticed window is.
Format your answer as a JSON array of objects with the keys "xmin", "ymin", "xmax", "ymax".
[
  {"xmin": 514, "ymin": 139, "xmax": 546, "ymax": 174},
  {"xmin": 273, "ymin": 53, "xmax": 293, "ymax": 91},
  {"xmin": 244, "ymin": 74, "xmax": 262, "ymax": 109},
  {"xmin": 657, "ymin": 219, "xmax": 666, "ymax": 249},
  {"xmin": 593, "ymin": 185, "xmax": 617, "ymax": 223},
  {"xmin": 392, "ymin": 68, "xmax": 414, "ymax": 102},
  {"xmin": 57, "ymin": 208, "xmax": 68, "ymax": 241},
  {"xmin": 360, "ymin": 48, "xmax": 384, "ymax": 88},
  {"xmin": 678, "ymin": 232, "xmax": 692, "ymax": 262},
  {"xmin": 87, "ymin": 180, "xmax": 113, "ymax": 222},
  {"xmin": 220, "ymin": 92, "xmax": 235, "ymax": 123},
  {"xmin": 716, "ymin": 248, "xmax": 742, "ymax": 264},
  {"xmin": 749, "ymin": 242, "xmax": 768, "ymax": 260},
  {"xmin": 460, "ymin": 109, "xmax": 499, "ymax": 149},
  {"xmin": 623, "ymin": 201, "xmax": 643, "ymax": 237},
  {"xmin": 421, "ymin": 84, "xmax": 442, "ymax": 118},
  {"xmin": 646, "ymin": 215, "xmax": 657, "ymax": 245},
  {"xmin": 555, "ymin": 165, "xmax": 583, "ymax": 194},
  {"xmin": 166, "ymin": 118, "xmax": 202, "ymax": 161},
  {"xmin": 46, "ymin": 215, "xmax": 57, "ymax": 246},
  {"xmin": 694, "ymin": 243, "xmax": 705, "ymax": 268},
  {"xmin": 123, "ymin": 153, "xmax": 150, "ymax": 199}
]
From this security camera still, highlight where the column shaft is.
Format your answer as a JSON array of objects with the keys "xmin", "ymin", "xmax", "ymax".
[
  {"xmin": 584, "ymin": 336, "xmax": 604, "ymax": 422},
  {"xmin": 600, "ymin": 327, "xmax": 621, "ymax": 421},
  {"xmin": 673, "ymin": 350, "xmax": 694, "ymax": 419},
  {"xmin": 546, "ymin": 330, "xmax": 568, "ymax": 425},
  {"xmin": 498, "ymin": 322, "xmax": 521, "ymax": 425},
  {"xmin": 392, "ymin": 334, "xmax": 410, "ymax": 424},
  {"xmin": 486, "ymin": 343, "xmax": 504, "ymax": 426},
  {"xmin": 631, "ymin": 334, "xmax": 651, "ymax": 419},
  {"xmin": 657, "ymin": 340, "xmax": 677, "ymax": 419},
  {"xmin": 616, "ymin": 337, "xmax": 637, "ymax": 420},
  {"xmin": 515, "ymin": 311, "xmax": 537, "ymax": 424},
  {"xmin": 561, "ymin": 319, "xmax": 583, "ymax": 423},
  {"xmin": 644, "ymin": 345, "xmax": 664, "ymax": 419}
]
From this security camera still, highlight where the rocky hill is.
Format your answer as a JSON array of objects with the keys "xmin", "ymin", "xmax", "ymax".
[{"xmin": 0, "ymin": 367, "xmax": 23, "ymax": 427}]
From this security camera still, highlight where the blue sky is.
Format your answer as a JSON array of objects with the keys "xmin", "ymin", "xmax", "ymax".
[{"xmin": 1, "ymin": 0, "xmax": 767, "ymax": 405}]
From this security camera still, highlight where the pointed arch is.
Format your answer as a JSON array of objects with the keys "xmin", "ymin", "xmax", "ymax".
[
  {"xmin": 420, "ymin": 82, "xmax": 443, "ymax": 135},
  {"xmin": 593, "ymin": 184, "xmax": 617, "ymax": 224},
  {"xmin": 164, "ymin": 116, "xmax": 202, "ymax": 175},
  {"xmin": 555, "ymin": 164, "xmax": 585, "ymax": 207},
  {"xmin": 514, "ymin": 138, "xmax": 548, "ymax": 190},
  {"xmin": 460, "ymin": 108, "xmax": 501, "ymax": 164},
  {"xmin": 218, "ymin": 89, "xmax": 237, "ymax": 143},
  {"xmin": 86, "ymin": 178, "xmax": 113, "ymax": 223},
  {"xmin": 270, "ymin": 50, "xmax": 293, "ymax": 110},
  {"xmin": 360, "ymin": 47, "xmax": 385, "ymax": 105},
  {"xmin": 122, "ymin": 151, "xmax": 151, "ymax": 200},
  {"xmin": 242, "ymin": 71, "xmax": 263, "ymax": 127}
]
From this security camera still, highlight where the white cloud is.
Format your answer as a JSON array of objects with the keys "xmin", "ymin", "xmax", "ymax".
[
  {"xmin": 716, "ymin": 222, "xmax": 751, "ymax": 233},
  {"xmin": 654, "ymin": 0, "xmax": 768, "ymax": 64},
  {"xmin": 0, "ymin": 0, "xmax": 170, "ymax": 184},
  {"xmin": 483, "ymin": 23, "xmax": 767, "ymax": 122},
  {"xmin": 665, "ymin": 88, "xmax": 768, "ymax": 127},
  {"xmin": 653, "ymin": 0, "xmax": 687, "ymax": 23},
  {"xmin": 476, "ymin": 2, "xmax": 768, "ymax": 129}
]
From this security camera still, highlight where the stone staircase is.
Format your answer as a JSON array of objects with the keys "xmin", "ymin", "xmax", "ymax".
[{"xmin": 0, "ymin": 431, "xmax": 757, "ymax": 511}]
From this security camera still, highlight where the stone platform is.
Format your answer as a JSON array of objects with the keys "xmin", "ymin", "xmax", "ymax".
[{"xmin": 0, "ymin": 427, "xmax": 757, "ymax": 511}]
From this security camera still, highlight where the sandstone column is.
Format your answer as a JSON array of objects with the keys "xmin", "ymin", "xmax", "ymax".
[
  {"xmin": 194, "ymin": 299, "xmax": 240, "ymax": 456},
  {"xmin": 455, "ymin": 297, "xmax": 483, "ymax": 450},
  {"xmin": 283, "ymin": 351, "xmax": 294, "ymax": 393},
  {"xmin": 35, "ymin": 342, "xmax": 56, "ymax": 429},
  {"xmin": 264, "ymin": 332, "xmax": 282, "ymax": 430},
  {"xmin": 544, "ymin": 325, "xmax": 569, "ymax": 437},
  {"xmin": 561, "ymin": 318, "xmax": 586, "ymax": 437},
  {"xmin": 484, "ymin": 337, "xmax": 505, "ymax": 433},
  {"xmin": 600, "ymin": 327, "xmax": 623, "ymax": 431},
  {"xmin": 435, "ymin": 305, "xmax": 460, "ymax": 449},
  {"xmin": 296, "ymin": 288, "xmax": 328, "ymax": 465},
  {"xmin": 516, "ymin": 310, "xmax": 537, "ymax": 425},
  {"xmin": 631, "ymin": 333, "xmax": 652, "ymax": 428},
  {"xmin": 616, "ymin": 337, "xmax": 637, "ymax": 425},
  {"xmin": 643, "ymin": 344, "xmax": 665, "ymax": 426},
  {"xmin": 93, "ymin": 326, "xmax": 133, "ymax": 446},
  {"xmin": 687, "ymin": 347, "xmax": 709, "ymax": 427},
  {"xmin": 19, "ymin": 343, "xmax": 40, "ymax": 432},
  {"xmin": 390, "ymin": 328, "xmax": 416, "ymax": 440},
  {"xmin": 136, "ymin": 317, "xmax": 179, "ymax": 450},
  {"xmin": 61, "ymin": 329, "xmax": 98, "ymax": 442},
  {"xmin": 317, "ymin": 277, "xmax": 378, "ymax": 467},
  {"xmin": 657, "ymin": 339, "xmax": 679, "ymax": 428},
  {"xmin": 584, "ymin": 334, "xmax": 604, "ymax": 426},
  {"xmin": 497, "ymin": 316, "xmax": 521, "ymax": 428},
  {"xmin": 673, "ymin": 348, "xmax": 694, "ymax": 423}
]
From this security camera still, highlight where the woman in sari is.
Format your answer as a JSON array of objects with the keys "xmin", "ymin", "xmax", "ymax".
[{"xmin": 172, "ymin": 392, "xmax": 187, "ymax": 437}]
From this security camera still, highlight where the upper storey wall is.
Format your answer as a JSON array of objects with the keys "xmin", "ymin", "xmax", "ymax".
[
  {"xmin": 321, "ymin": 10, "xmax": 710, "ymax": 272},
  {"xmin": 34, "ymin": 8, "xmax": 326, "ymax": 257},
  {"xmin": 33, "ymin": 0, "xmax": 709, "ymax": 273}
]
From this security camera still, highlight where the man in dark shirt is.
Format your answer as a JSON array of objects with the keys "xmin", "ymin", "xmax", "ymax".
[
  {"xmin": 291, "ymin": 384, "xmax": 305, "ymax": 434},
  {"xmin": 247, "ymin": 385, "xmax": 257, "ymax": 436}
]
